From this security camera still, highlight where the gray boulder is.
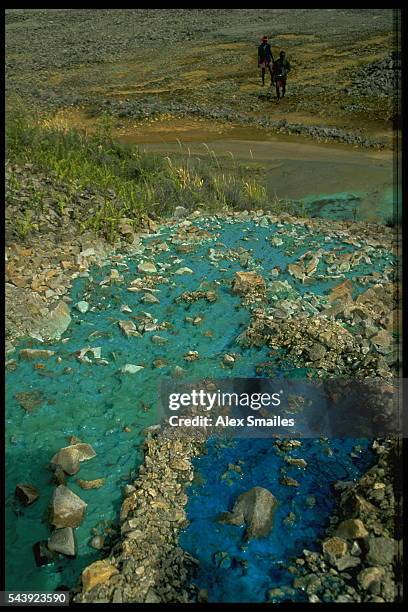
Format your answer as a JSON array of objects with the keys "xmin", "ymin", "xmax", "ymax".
[
  {"xmin": 48, "ymin": 527, "xmax": 76, "ymax": 557},
  {"xmin": 218, "ymin": 486, "xmax": 278, "ymax": 540},
  {"xmin": 365, "ymin": 536, "xmax": 396, "ymax": 566}
]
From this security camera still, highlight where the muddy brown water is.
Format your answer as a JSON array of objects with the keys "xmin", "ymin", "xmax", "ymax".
[{"xmin": 119, "ymin": 128, "xmax": 394, "ymax": 222}]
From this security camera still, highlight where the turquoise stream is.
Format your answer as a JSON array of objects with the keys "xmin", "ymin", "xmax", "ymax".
[{"xmin": 5, "ymin": 217, "xmax": 392, "ymax": 596}]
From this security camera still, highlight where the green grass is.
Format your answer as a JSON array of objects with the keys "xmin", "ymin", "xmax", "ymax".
[{"xmin": 6, "ymin": 99, "xmax": 299, "ymax": 242}]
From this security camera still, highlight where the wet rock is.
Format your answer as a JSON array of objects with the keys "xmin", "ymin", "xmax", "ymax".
[
  {"xmin": 172, "ymin": 365, "xmax": 186, "ymax": 378},
  {"xmin": 120, "ymin": 364, "xmax": 144, "ymax": 374},
  {"xmin": 174, "ymin": 267, "xmax": 193, "ymax": 275},
  {"xmin": 232, "ymin": 271, "xmax": 266, "ymax": 296},
  {"xmin": 82, "ymin": 560, "xmax": 118, "ymax": 593},
  {"xmin": 48, "ymin": 527, "xmax": 76, "ymax": 557},
  {"xmin": 77, "ymin": 346, "xmax": 102, "ymax": 363},
  {"xmin": 141, "ymin": 292, "xmax": 160, "ymax": 304},
  {"xmin": 76, "ymin": 478, "xmax": 105, "ymax": 490},
  {"xmin": 213, "ymin": 550, "xmax": 231, "ymax": 568},
  {"xmin": 75, "ymin": 300, "xmax": 89, "ymax": 313},
  {"xmin": 15, "ymin": 390, "xmax": 45, "ymax": 412},
  {"xmin": 89, "ymin": 535, "xmax": 105, "ymax": 550},
  {"xmin": 138, "ymin": 261, "xmax": 157, "ymax": 274},
  {"xmin": 336, "ymin": 518, "xmax": 369, "ymax": 540},
  {"xmin": 151, "ymin": 335, "xmax": 168, "ymax": 345},
  {"xmin": 223, "ymin": 354, "xmax": 235, "ymax": 367},
  {"xmin": 118, "ymin": 319, "xmax": 140, "ymax": 337},
  {"xmin": 33, "ymin": 541, "xmax": 59, "ymax": 567},
  {"xmin": 280, "ymin": 475, "xmax": 300, "ymax": 487},
  {"xmin": 218, "ymin": 486, "xmax": 278, "ymax": 540},
  {"xmin": 365, "ymin": 536, "xmax": 396, "ymax": 566},
  {"xmin": 50, "ymin": 485, "xmax": 87, "ymax": 528},
  {"xmin": 51, "ymin": 446, "xmax": 81, "ymax": 475},
  {"xmin": 69, "ymin": 443, "xmax": 96, "ymax": 462},
  {"xmin": 15, "ymin": 483, "xmax": 39, "ymax": 505},
  {"xmin": 19, "ymin": 348, "xmax": 55, "ymax": 360},
  {"xmin": 184, "ymin": 351, "xmax": 199, "ymax": 361},
  {"xmin": 284, "ymin": 456, "xmax": 307, "ymax": 469}
]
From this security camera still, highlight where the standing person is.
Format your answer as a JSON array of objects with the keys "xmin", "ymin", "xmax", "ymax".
[
  {"xmin": 273, "ymin": 50, "xmax": 291, "ymax": 101},
  {"xmin": 258, "ymin": 36, "xmax": 274, "ymax": 86}
]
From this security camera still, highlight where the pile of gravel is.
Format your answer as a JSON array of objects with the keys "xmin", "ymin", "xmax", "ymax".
[{"xmin": 347, "ymin": 53, "xmax": 400, "ymax": 97}]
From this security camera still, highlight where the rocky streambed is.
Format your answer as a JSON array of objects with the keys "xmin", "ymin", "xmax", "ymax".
[{"xmin": 5, "ymin": 211, "xmax": 399, "ymax": 602}]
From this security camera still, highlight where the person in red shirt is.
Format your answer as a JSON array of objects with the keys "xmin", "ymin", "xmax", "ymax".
[{"xmin": 258, "ymin": 36, "xmax": 274, "ymax": 86}]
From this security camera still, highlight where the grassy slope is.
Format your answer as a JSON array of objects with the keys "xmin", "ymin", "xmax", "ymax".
[{"xmin": 7, "ymin": 103, "xmax": 297, "ymax": 243}]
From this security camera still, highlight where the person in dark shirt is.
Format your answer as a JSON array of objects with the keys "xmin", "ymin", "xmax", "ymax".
[
  {"xmin": 273, "ymin": 50, "xmax": 291, "ymax": 101},
  {"xmin": 258, "ymin": 36, "xmax": 274, "ymax": 86}
]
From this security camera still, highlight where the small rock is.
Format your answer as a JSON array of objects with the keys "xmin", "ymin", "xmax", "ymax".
[
  {"xmin": 118, "ymin": 320, "xmax": 140, "ymax": 337},
  {"xmin": 138, "ymin": 261, "xmax": 157, "ymax": 274},
  {"xmin": 15, "ymin": 483, "xmax": 39, "ymax": 505},
  {"xmin": 223, "ymin": 354, "xmax": 235, "ymax": 366},
  {"xmin": 174, "ymin": 267, "xmax": 193, "ymax": 275},
  {"xmin": 20, "ymin": 349, "xmax": 55, "ymax": 361},
  {"xmin": 151, "ymin": 335, "xmax": 168, "ymax": 345},
  {"xmin": 75, "ymin": 301, "xmax": 89, "ymax": 314},
  {"xmin": 184, "ymin": 351, "xmax": 199, "ymax": 361},
  {"xmin": 89, "ymin": 535, "xmax": 105, "ymax": 550},
  {"xmin": 232, "ymin": 271, "xmax": 266, "ymax": 296},
  {"xmin": 141, "ymin": 292, "xmax": 160, "ymax": 304},
  {"xmin": 284, "ymin": 456, "xmax": 307, "ymax": 469},
  {"xmin": 172, "ymin": 365, "xmax": 186, "ymax": 378},
  {"xmin": 280, "ymin": 476, "xmax": 299, "ymax": 487},
  {"xmin": 76, "ymin": 478, "xmax": 105, "ymax": 490},
  {"xmin": 218, "ymin": 486, "xmax": 278, "ymax": 540},
  {"xmin": 120, "ymin": 364, "xmax": 144, "ymax": 374}
]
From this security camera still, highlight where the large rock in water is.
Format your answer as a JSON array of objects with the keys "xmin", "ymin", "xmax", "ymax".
[
  {"xmin": 218, "ymin": 486, "xmax": 278, "ymax": 540},
  {"xmin": 51, "ymin": 442, "xmax": 97, "ymax": 475},
  {"xmin": 48, "ymin": 527, "xmax": 76, "ymax": 557},
  {"xmin": 232, "ymin": 271, "xmax": 266, "ymax": 296},
  {"xmin": 50, "ymin": 485, "xmax": 87, "ymax": 528}
]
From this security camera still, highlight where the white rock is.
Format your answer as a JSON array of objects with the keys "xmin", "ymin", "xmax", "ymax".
[
  {"xmin": 138, "ymin": 262, "xmax": 157, "ymax": 274},
  {"xmin": 76, "ymin": 301, "xmax": 89, "ymax": 313},
  {"xmin": 175, "ymin": 267, "xmax": 194, "ymax": 275},
  {"xmin": 121, "ymin": 364, "xmax": 144, "ymax": 374}
]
